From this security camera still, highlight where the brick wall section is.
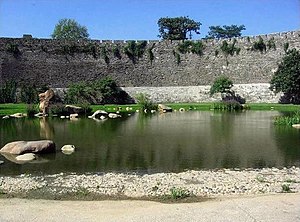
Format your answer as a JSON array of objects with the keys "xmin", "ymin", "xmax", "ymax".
[{"xmin": 0, "ymin": 31, "xmax": 299, "ymax": 88}]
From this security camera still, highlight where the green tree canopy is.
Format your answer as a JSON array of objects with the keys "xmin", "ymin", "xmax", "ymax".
[
  {"xmin": 270, "ymin": 49, "xmax": 300, "ymax": 104},
  {"xmin": 210, "ymin": 76, "xmax": 233, "ymax": 95},
  {"xmin": 157, "ymin": 16, "xmax": 201, "ymax": 40},
  {"xmin": 206, "ymin": 25, "xmax": 245, "ymax": 39},
  {"xmin": 51, "ymin": 18, "xmax": 89, "ymax": 40}
]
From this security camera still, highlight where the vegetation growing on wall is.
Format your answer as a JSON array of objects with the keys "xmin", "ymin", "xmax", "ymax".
[
  {"xmin": 147, "ymin": 43, "xmax": 155, "ymax": 64},
  {"xmin": 112, "ymin": 45, "xmax": 122, "ymax": 59},
  {"xmin": 267, "ymin": 37, "xmax": 276, "ymax": 50},
  {"xmin": 6, "ymin": 43, "xmax": 20, "ymax": 57},
  {"xmin": 220, "ymin": 39, "xmax": 240, "ymax": 65},
  {"xmin": 252, "ymin": 36, "xmax": 266, "ymax": 53},
  {"xmin": 124, "ymin": 41, "xmax": 147, "ymax": 63},
  {"xmin": 100, "ymin": 46, "xmax": 110, "ymax": 65},
  {"xmin": 283, "ymin": 42, "xmax": 289, "ymax": 53},
  {"xmin": 177, "ymin": 40, "xmax": 205, "ymax": 56}
]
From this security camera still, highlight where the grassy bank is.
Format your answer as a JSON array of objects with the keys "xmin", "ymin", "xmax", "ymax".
[{"xmin": 1, "ymin": 103, "xmax": 300, "ymax": 116}]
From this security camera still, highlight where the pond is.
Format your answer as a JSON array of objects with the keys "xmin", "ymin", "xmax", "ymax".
[{"xmin": 0, "ymin": 111, "xmax": 299, "ymax": 175}]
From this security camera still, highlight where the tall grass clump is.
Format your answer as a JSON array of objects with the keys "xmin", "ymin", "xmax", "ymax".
[
  {"xmin": 135, "ymin": 93, "xmax": 157, "ymax": 112},
  {"xmin": 274, "ymin": 111, "xmax": 300, "ymax": 126},
  {"xmin": 212, "ymin": 100, "xmax": 243, "ymax": 111},
  {"xmin": 26, "ymin": 104, "xmax": 39, "ymax": 117},
  {"xmin": 170, "ymin": 187, "xmax": 190, "ymax": 199}
]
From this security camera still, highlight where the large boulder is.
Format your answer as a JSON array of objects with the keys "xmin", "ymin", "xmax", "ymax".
[{"xmin": 0, "ymin": 140, "xmax": 56, "ymax": 155}]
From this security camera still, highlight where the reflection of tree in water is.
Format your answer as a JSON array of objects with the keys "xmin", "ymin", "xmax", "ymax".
[
  {"xmin": 274, "ymin": 126, "xmax": 300, "ymax": 165},
  {"xmin": 221, "ymin": 154, "xmax": 241, "ymax": 168},
  {"xmin": 0, "ymin": 118, "xmax": 40, "ymax": 146}
]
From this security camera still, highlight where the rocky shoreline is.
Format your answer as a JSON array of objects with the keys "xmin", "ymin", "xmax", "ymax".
[{"xmin": 0, "ymin": 167, "xmax": 299, "ymax": 201}]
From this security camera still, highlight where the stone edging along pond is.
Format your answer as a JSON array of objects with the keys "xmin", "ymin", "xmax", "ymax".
[{"xmin": 0, "ymin": 167, "xmax": 299, "ymax": 201}]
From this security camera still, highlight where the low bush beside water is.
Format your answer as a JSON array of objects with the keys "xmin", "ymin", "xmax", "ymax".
[
  {"xmin": 26, "ymin": 104, "xmax": 39, "ymax": 117},
  {"xmin": 211, "ymin": 100, "xmax": 244, "ymax": 111},
  {"xmin": 135, "ymin": 93, "xmax": 158, "ymax": 112},
  {"xmin": 274, "ymin": 111, "xmax": 300, "ymax": 126}
]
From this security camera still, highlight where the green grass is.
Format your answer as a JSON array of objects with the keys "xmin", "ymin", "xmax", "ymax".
[
  {"xmin": 246, "ymin": 103, "xmax": 300, "ymax": 111},
  {"xmin": 1, "ymin": 103, "xmax": 300, "ymax": 116},
  {"xmin": 0, "ymin": 103, "xmax": 27, "ymax": 115}
]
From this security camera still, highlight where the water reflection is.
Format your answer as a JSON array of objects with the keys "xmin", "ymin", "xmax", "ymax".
[{"xmin": 0, "ymin": 111, "xmax": 299, "ymax": 175}]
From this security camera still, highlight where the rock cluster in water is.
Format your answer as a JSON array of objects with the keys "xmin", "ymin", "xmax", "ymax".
[{"xmin": 0, "ymin": 167, "xmax": 299, "ymax": 199}]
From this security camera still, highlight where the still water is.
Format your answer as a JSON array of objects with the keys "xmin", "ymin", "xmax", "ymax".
[{"xmin": 0, "ymin": 111, "xmax": 299, "ymax": 175}]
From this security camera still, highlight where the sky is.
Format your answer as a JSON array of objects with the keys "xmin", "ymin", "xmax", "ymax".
[{"xmin": 0, "ymin": 0, "xmax": 299, "ymax": 40}]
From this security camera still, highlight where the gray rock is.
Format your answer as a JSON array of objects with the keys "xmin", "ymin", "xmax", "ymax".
[
  {"xmin": 292, "ymin": 124, "xmax": 300, "ymax": 129},
  {"xmin": 0, "ymin": 140, "xmax": 56, "ymax": 155},
  {"xmin": 88, "ymin": 110, "xmax": 108, "ymax": 119},
  {"xmin": 61, "ymin": 145, "xmax": 75, "ymax": 155},
  {"xmin": 108, "ymin": 113, "xmax": 121, "ymax": 118}
]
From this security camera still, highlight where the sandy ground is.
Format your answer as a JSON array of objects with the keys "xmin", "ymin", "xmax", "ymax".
[{"xmin": 0, "ymin": 193, "xmax": 299, "ymax": 222}]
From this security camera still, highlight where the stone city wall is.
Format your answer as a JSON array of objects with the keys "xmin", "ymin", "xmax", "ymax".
[{"xmin": 0, "ymin": 30, "xmax": 299, "ymax": 89}]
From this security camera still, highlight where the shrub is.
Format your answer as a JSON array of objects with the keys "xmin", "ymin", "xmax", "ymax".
[
  {"xmin": 0, "ymin": 81, "xmax": 17, "ymax": 103},
  {"xmin": 64, "ymin": 82, "xmax": 94, "ymax": 104},
  {"xmin": 135, "ymin": 93, "xmax": 157, "ymax": 112},
  {"xmin": 20, "ymin": 84, "xmax": 39, "ymax": 104},
  {"xmin": 26, "ymin": 104, "xmax": 39, "ymax": 117},
  {"xmin": 281, "ymin": 184, "xmax": 292, "ymax": 193},
  {"xmin": 64, "ymin": 78, "xmax": 133, "ymax": 105}
]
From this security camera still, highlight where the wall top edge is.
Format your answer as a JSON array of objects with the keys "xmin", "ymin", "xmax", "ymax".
[{"xmin": 0, "ymin": 30, "xmax": 299, "ymax": 43}]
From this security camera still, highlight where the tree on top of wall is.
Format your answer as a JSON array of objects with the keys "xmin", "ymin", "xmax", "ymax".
[
  {"xmin": 206, "ymin": 25, "xmax": 246, "ymax": 39},
  {"xmin": 157, "ymin": 16, "xmax": 201, "ymax": 40},
  {"xmin": 51, "ymin": 18, "xmax": 89, "ymax": 40}
]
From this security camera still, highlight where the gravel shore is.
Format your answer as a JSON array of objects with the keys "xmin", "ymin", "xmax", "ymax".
[{"xmin": 0, "ymin": 167, "xmax": 299, "ymax": 200}]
